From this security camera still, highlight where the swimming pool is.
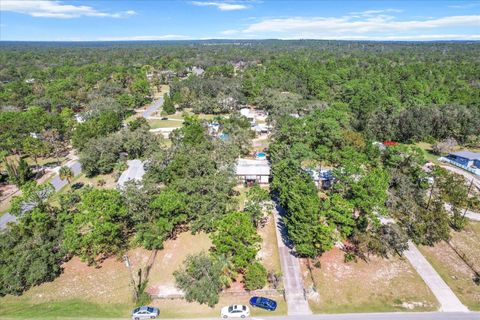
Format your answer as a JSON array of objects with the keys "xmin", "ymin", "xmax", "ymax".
[{"xmin": 256, "ymin": 152, "xmax": 266, "ymax": 159}]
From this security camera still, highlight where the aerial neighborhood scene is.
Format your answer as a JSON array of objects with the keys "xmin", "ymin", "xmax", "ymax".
[{"xmin": 1, "ymin": 1, "xmax": 480, "ymax": 319}]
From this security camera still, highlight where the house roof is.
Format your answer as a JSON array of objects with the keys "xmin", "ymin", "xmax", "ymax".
[
  {"xmin": 235, "ymin": 159, "xmax": 270, "ymax": 176},
  {"xmin": 450, "ymin": 151, "xmax": 480, "ymax": 160},
  {"xmin": 117, "ymin": 160, "xmax": 145, "ymax": 187}
]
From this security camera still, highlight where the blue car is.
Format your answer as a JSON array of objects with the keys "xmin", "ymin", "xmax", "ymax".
[{"xmin": 249, "ymin": 296, "xmax": 277, "ymax": 311}]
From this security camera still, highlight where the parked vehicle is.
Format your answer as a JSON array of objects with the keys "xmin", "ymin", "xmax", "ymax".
[
  {"xmin": 131, "ymin": 306, "xmax": 160, "ymax": 320},
  {"xmin": 220, "ymin": 304, "xmax": 250, "ymax": 318},
  {"xmin": 161, "ymin": 117, "xmax": 168, "ymax": 120},
  {"xmin": 249, "ymin": 296, "xmax": 277, "ymax": 311}
]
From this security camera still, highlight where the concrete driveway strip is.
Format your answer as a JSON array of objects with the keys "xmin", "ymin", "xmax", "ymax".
[
  {"xmin": 142, "ymin": 96, "xmax": 164, "ymax": 118},
  {"xmin": 50, "ymin": 160, "xmax": 82, "ymax": 191},
  {"xmin": 273, "ymin": 203, "xmax": 312, "ymax": 316},
  {"xmin": 403, "ymin": 241, "xmax": 469, "ymax": 312}
]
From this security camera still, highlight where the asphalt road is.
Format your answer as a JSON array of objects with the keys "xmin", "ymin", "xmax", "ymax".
[
  {"xmin": 0, "ymin": 159, "xmax": 82, "ymax": 230},
  {"xmin": 247, "ymin": 313, "xmax": 480, "ymax": 320},
  {"xmin": 142, "ymin": 96, "xmax": 165, "ymax": 118}
]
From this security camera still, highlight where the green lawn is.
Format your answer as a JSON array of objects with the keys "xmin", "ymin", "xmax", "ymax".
[
  {"xmin": 415, "ymin": 142, "xmax": 439, "ymax": 163},
  {"xmin": 148, "ymin": 119, "xmax": 183, "ymax": 129},
  {"xmin": 0, "ymin": 299, "xmax": 131, "ymax": 319}
]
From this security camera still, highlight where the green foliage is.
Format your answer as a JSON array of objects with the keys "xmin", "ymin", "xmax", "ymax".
[
  {"xmin": 173, "ymin": 252, "xmax": 225, "ymax": 307},
  {"xmin": 272, "ymin": 159, "xmax": 335, "ymax": 257},
  {"xmin": 5, "ymin": 157, "xmax": 33, "ymax": 187},
  {"xmin": 80, "ymin": 126, "xmax": 162, "ymax": 177},
  {"xmin": 211, "ymin": 212, "xmax": 261, "ymax": 271},
  {"xmin": 0, "ymin": 206, "xmax": 66, "ymax": 296},
  {"xmin": 10, "ymin": 182, "xmax": 54, "ymax": 217},
  {"xmin": 59, "ymin": 166, "xmax": 74, "ymax": 184},
  {"xmin": 72, "ymin": 111, "xmax": 123, "ymax": 150},
  {"xmin": 136, "ymin": 188, "xmax": 187, "ymax": 250},
  {"xmin": 63, "ymin": 189, "xmax": 129, "ymax": 265},
  {"xmin": 244, "ymin": 184, "xmax": 271, "ymax": 227},
  {"xmin": 128, "ymin": 117, "xmax": 149, "ymax": 131},
  {"xmin": 243, "ymin": 261, "xmax": 268, "ymax": 291},
  {"xmin": 162, "ymin": 94, "xmax": 176, "ymax": 114}
]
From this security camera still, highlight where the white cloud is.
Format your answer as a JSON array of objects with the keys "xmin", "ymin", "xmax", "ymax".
[
  {"xmin": 97, "ymin": 35, "xmax": 190, "ymax": 41},
  {"xmin": 222, "ymin": 13, "xmax": 479, "ymax": 40},
  {"xmin": 448, "ymin": 3, "xmax": 480, "ymax": 9},
  {"xmin": 279, "ymin": 34, "xmax": 480, "ymax": 41},
  {"xmin": 349, "ymin": 9, "xmax": 403, "ymax": 16},
  {"xmin": 1, "ymin": 0, "xmax": 137, "ymax": 19},
  {"xmin": 191, "ymin": 1, "xmax": 249, "ymax": 11}
]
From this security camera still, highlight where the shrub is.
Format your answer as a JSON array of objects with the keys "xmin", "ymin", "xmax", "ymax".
[{"xmin": 243, "ymin": 261, "xmax": 267, "ymax": 291}]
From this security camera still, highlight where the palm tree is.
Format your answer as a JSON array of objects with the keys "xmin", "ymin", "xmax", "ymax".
[{"xmin": 59, "ymin": 166, "xmax": 74, "ymax": 185}]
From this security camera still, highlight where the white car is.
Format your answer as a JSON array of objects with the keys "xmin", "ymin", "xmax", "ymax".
[
  {"xmin": 221, "ymin": 304, "xmax": 250, "ymax": 318},
  {"xmin": 131, "ymin": 306, "xmax": 159, "ymax": 320}
]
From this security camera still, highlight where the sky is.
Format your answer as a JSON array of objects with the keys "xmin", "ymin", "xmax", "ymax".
[{"xmin": 0, "ymin": 0, "xmax": 479, "ymax": 41}]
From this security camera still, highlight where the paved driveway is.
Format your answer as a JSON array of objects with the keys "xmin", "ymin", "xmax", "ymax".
[
  {"xmin": 403, "ymin": 241, "xmax": 469, "ymax": 312},
  {"xmin": 273, "ymin": 201, "xmax": 312, "ymax": 316},
  {"xmin": 142, "ymin": 96, "xmax": 165, "ymax": 118}
]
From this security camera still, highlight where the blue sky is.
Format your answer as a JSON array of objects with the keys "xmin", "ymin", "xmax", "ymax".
[{"xmin": 1, "ymin": 1, "xmax": 479, "ymax": 41}]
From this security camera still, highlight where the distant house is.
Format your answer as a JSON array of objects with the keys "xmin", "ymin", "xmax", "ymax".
[
  {"xmin": 252, "ymin": 124, "xmax": 271, "ymax": 135},
  {"xmin": 441, "ymin": 151, "xmax": 480, "ymax": 176},
  {"xmin": 305, "ymin": 168, "xmax": 334, "ymax": 189},
  {"xmin": 235, "ymin": 158, "xmax": 270, "ymax": 185},
  {"xmin": 208, "ymin": 122, "xmax": 220, "ymax": 136},
  {"xmin": 191, "ymin": 66, "xmax": 204, "ymax": 76},
  {"xmin": 117, "ymin": 160, "xmax": 145, "ymax": 188}
]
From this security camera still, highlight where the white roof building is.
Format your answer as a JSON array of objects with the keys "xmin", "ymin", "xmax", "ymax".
[
  {"xmin": 235, "ymin": 158, "xmax": 270, "ymax": 184},
  {"xmin": 117, "ymin": 160, "xmax": 145, "ymax": 188}
]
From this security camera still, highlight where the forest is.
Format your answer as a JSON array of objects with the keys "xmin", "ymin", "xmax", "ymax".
[{"xmin": 0, "ymin": 40, "xmax": 479, "ymax": 302}]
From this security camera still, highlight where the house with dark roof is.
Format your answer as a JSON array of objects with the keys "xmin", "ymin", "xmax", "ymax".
[{"xmin": 441, "ymin": 151, "xmax": 480, "ymax": 176}]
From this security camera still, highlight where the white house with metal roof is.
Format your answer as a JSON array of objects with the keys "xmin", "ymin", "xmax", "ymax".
[{"xmin": 235, "ymin": 158, "xmax": 270, "ymax": 184}]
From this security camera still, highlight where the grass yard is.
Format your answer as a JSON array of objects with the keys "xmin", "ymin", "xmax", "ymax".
[
  {"xmin": 148, "ymin": 119, "xmax": 183, "ymax": 129},
  {"xmin": 418, "ymin": 221, "xmax": 480, "ymax": 311},
  {"xmin": 415, "ymin": 142, "xmax": 439, "ymax": 163},
  {"xmin": 257, "ymin": 213, "xmax": 282, "ymax": 277},
  {"xmin": 0, "ymin": 232, "xmax": 212, "ymax": 319},
  {"xmin": 302, "ymin": 247, "xmax": 439, "ymax": 313}
]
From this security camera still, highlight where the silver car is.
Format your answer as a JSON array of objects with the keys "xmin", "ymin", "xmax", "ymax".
[{"xmin": 131, "ymin": 306, "xmax": 160, "ymax": 320}]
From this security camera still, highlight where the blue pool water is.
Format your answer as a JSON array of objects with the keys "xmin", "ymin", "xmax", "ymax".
[{"xmin": 256, "ymin": 152, "xmax": 266, "ymax": 159}]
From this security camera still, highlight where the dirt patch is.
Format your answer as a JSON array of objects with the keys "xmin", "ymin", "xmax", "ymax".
[
  {"xmin": 303, "ymin": 247, "xmax": 439, "ymax": 313},
  {"xmin": 0, "ymin": 232, "xmax": 212, "ymax": 309},
  {"xmin": 419, "ymin": 221, "xmax": 480, "ymax": 310}
]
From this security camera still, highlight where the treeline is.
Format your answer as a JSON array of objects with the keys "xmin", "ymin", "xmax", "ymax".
[
  {"xmin": 270, "ymin": 107, "xmax": 477, "ymax": 259},
  {"xmin": 241, "ymin": 51, "xmax": 480, "ymax": 143}
]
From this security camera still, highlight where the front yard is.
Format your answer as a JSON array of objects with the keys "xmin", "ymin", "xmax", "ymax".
[
  {"xmin": 0, "ymin": 232, "xmax": 211, "ymax": 319},
  {"xmin": 418, "ymin": 221, "xmax": 480, "ymax": 311},
  {"xmin": 301, "ymin": 247, "xmax": 439, "ymax": 313}
]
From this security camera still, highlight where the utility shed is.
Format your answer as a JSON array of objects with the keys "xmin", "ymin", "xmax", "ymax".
[
  {"xmin": 235, "ymin": 158, "xmax": 270, "ymax": 184},
  {"xmin": 117, "ymin": 159, "xmax": 145, "ymax": 188}
]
